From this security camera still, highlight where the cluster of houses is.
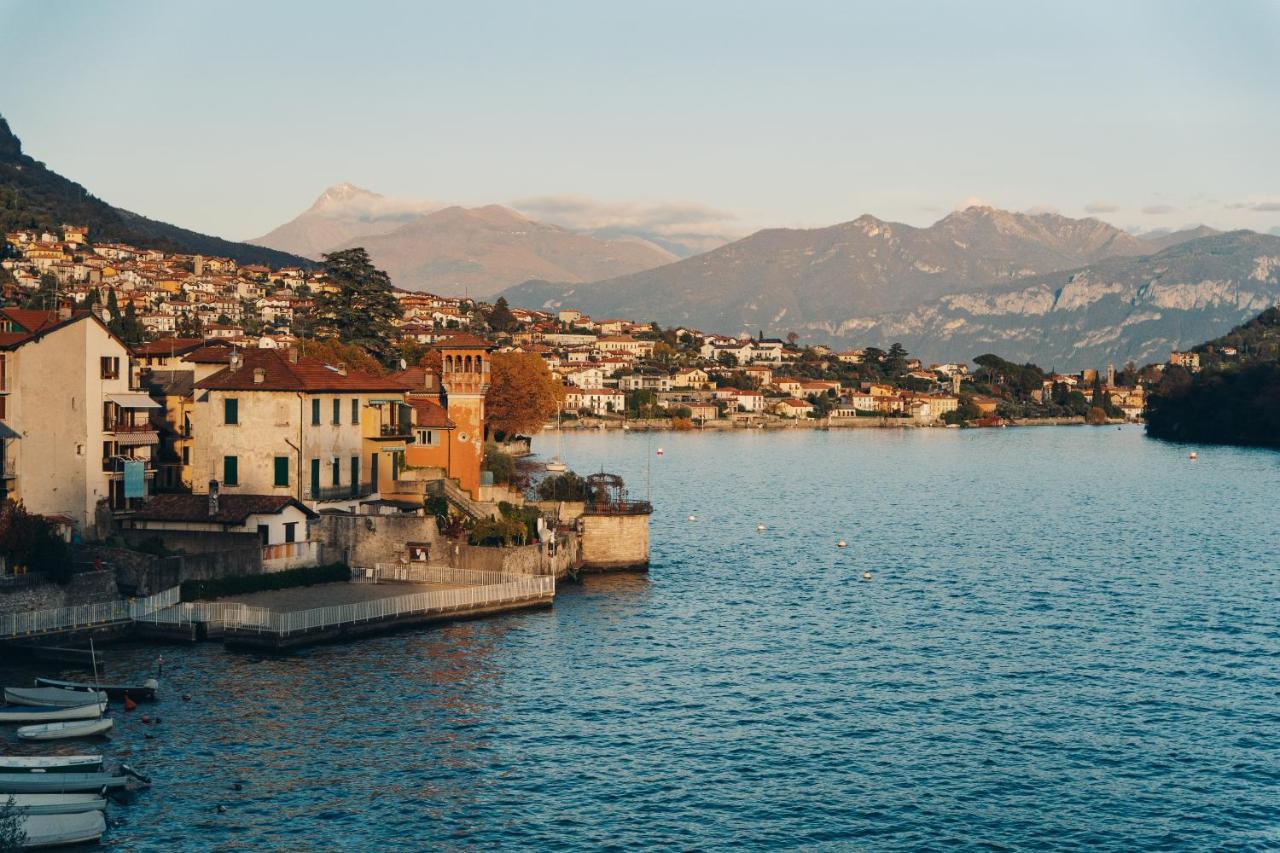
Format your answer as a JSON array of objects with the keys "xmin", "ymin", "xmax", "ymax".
[{"xmin": 0, "ymin": 301, "xmax": 495, "ymax": 567}]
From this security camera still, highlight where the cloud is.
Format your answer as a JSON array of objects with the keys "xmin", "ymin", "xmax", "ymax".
[
  {"xmin": 1226, "ymin": 200, "xmax": 1280, "ymax": 212},
  {"xmin": 509, "ymin": 195, "xmax": 739, "ymax": 238},
  {"xmin": 1142, "ymin": 204, "xmax": 1175, "ymax": 215},
  {"xmin": 1084, "ymin": 201, "xmax": 1120, "ymax": 214},
  {"xmin": 311, "ymin": 184, "xmax": 444, "ymax": 221},
  {"xmin": 955, "ymin": 195, "xmax": 992, "ymax": 210},
  {"xmin": 1025, "ymin": 204, "xmax": 1060, "ymax": 215}
]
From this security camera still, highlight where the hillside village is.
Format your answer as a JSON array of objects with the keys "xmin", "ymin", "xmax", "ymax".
[{"xmin": 0, "ymin": 224, "xmax": 1174, "ymax": 557}]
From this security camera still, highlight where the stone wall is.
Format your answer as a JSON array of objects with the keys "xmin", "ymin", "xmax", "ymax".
[
  {"xmin": 0, "ymin": 569, "xmax": 120, "ymax": 617},
  {"xmin": 82, "ymin": 535, "xmax": 263, "ymax": 596},
  {"xmin": 579, "ymin": 513, "xmax": 650, "ymax": 571},
  {"xmin": 436, "ymin": 533, "xmax": 578, "ymax": 577},
  {"xmin": 315, "ymin": 513, "xmax": 439, "ymax": 568}
]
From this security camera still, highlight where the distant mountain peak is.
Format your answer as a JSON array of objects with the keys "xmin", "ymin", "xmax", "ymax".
[{"xmin": 310, "ymin": 182, "xmax": 381, "ymax": 210}]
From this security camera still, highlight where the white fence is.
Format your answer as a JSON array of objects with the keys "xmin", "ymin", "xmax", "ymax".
[
  {"xmin": 224, "ymin": 575, "xmax": 555, "ymax": 637},
  {"xmin": 138, "ymin": 600, "xmax": 273, "ymax": 630},
  {"xmin": 365, "ymin": 564, "xmax": 528, "ymax": 587},
  {"xmin": 0, "ymin": 585, "xmax": 181, "ymax": 639}
]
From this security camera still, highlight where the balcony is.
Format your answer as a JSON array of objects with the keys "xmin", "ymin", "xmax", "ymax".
[{"xmin": 309, "ymin": 482, "xmax": 376, "ymax": 502}]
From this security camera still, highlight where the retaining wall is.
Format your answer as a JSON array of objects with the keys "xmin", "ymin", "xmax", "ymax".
[
  {"xmin": 315, "ymin": 513, "xmax": 439, "ymax": 568},
  {"xmin": 0, "ymin": 569, "xmax": 120, "ymax": 617},
  {"xmin": 579, "ymin": 513, "xmax": 650, "ymax": 571}
]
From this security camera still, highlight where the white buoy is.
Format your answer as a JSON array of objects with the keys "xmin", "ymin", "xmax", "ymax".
[
  {"xmin": 756, "ymin": 523, "xmax": 766, "ymax": 532},
  {"xmin": 1189, "ymin": 452, "xmax": 1197, "ymax": 460},
  {"xmin": 837, "ymin": 540, "xmax": 847, "ymax": 548},
  {"xmin": 862, "ymin": 571, "xmax": 872, "ymax": 581},
  {"xmin": 688, "ymin": 514, "xmax": 697, "ymax": 522},
  {"xmin": 656, "ymin": 448, "xmax": 664, "ymax": 456},
  {"xmin": 622, "ymin": 424, "xmax": 630, "ymax": 431}
]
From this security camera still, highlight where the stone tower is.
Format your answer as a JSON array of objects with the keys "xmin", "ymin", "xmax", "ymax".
[{"xmin": 436, "ymin": 334, "xmax": 492, "ymax": 498}]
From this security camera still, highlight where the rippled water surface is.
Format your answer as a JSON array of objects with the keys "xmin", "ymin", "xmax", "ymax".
[{"xmin": 3, "ymin": 426, "xmax": 1279, "ymax": 850}]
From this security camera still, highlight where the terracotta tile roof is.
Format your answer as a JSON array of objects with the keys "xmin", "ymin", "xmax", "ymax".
[
  {"xmin": 392, "ymin": 366, "xmax": 439, "ymax": 392},
  {"xmin": 181, "ymin": 345, "xmax": 236, "ymax": 364},
  {"xmin": 195, "ymin": 348, "xmax": 411, "ymax": 393},
  {"xmin": 432, "ymin": 333, "xmax": 492, "ymax": 349},
  {"xmin": 409, "ymin": 397, "xmax": 455, "ymax": 429},
  {"xmin": 129, "ymin": 493, "xmax": 318, "ymax": 525},
  {"xmin": 132, "ymin": 337, "xmax": 206, "ymax": 357},
  {"xmin": 1, "ymin": 308, "xmax": 59, "ymax": 333}
]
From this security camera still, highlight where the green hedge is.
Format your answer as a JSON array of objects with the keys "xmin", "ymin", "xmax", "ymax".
[{"xmin": 181, "ymin": 562, "xmax": 350, "ymax": 601}]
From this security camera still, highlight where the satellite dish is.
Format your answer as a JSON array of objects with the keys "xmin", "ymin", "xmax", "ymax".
[{"xmin": 399, "ymin": 358, "xmax": 407, "ymax": 371}]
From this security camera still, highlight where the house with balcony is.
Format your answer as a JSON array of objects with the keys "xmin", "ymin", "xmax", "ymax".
[
  {"xmin": 0, "ymin": 311, "xmax": 160, "ymax": 534},
  {"xmin": 190, "ymin": 348, "xmax": 412, "ymax": 511}
]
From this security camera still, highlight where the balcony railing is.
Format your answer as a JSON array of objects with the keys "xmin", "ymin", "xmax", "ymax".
[
  {"xmin": 106, "ymin": 421, "xmax": 158, "ymax": 434},
  {"xmin": 309, "ymin": 482, "xmax": 376, "ymax": 502},
  {"xmin": 378, "ymin": 421, "xmax": 412, "ymax": 438}
]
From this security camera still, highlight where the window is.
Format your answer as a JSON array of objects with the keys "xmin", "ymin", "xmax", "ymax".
[
  {"xmin": 99, "ymin": 356, "xmax": 119, "ymax": 380},
  {"xmin": 311, "ymin": 399, "xmax": 320, "ymax": 425},
  {"xmin": 223, "ymin": 455, "xmax": 238, "ymax": 486},
  {"xmin": 351, "ymin": 398, "xmax": 360, "ymax": 424},
  {"xmin": 224, "ymin": 398, "xmax": 239, "ymax": 425},
  {"xmin": 181, "ymin": 446, "xmax": 190, "ymax": 465},
  {"xmin": 310, "ymin": 459, "xmax": 320, "ymax": 498},
  {"xmin": 273, "ymin": 456, "xmax": 290, "ymax": 487},
  {"xmin": 331, "ymin": 456, "xmax": 340, "ymax": 486},
  {"xmin": 350, "ymin": 456, "xmax": 360, "ymax": 493},
  {"xmin": 257, "ymin": 524, "xmax": 270, "ymax": 545},
  {"xmin": 332, "ymin": 398, "xmax": 340, "ymax": 425},
  {"xmin": 416, "ymin": 429, "xmax": 438, "ymax": 447},
  {"xmin": 284, "ymin": 522, "xmax": 297, "ymax": 544}
]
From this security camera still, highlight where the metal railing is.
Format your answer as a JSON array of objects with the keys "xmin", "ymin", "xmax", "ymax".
[
  {"xmin": 223, "ymin": 575, "xmax": 554, "ymax": 637},
  {"xmin": 310, "ymin": 483, "xmax": 375, "ymax": 501},
  {"xmin": 369, "ymin": 564, "xmax": 527, "ymax": 586},
  {"xmin": 0, "ymin": 585, "xmax": 180, "ymax": 638},
  {"xmin": 139, "ymin": 601, "xmax": 272, "ymax": 630}
]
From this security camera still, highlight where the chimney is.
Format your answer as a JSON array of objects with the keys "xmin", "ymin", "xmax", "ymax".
[
  {"xmin": 336, "ymin": 362, "xmax": 347, "ymax": 376},
  {"xmin": 57, "ymin": 304, "xmax": 72, "ymax": 321},
  {"xmin": 229, "ymin": 351, "xmax": 243, "ymax": 372},
  {"xmin": 208, "ymin": 480, "xmax": 220, "ymax": 516},
  {"xmin": 253, "ymin": 367, "xmax": 266, "ymax": 384},
  {"xmin": 288, "ymin": 347, "xmax": 300, "ymax": 364}
]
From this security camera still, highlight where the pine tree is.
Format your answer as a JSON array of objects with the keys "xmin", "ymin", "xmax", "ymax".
[
  {"xmin": 486, "ymin": 296, "xmax": 517, "ymax": 333},
  {"xmin": 313, "ymin": 248, "xmax": 399, "ymax": 362}
]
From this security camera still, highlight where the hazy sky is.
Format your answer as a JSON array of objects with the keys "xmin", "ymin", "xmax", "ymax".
[{"xmin": 2, "ymin": 0, "xmax": 1278, "ymax": 242}]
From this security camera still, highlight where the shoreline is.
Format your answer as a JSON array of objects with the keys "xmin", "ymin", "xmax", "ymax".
[{"xmin": 542, "ymin": 415, "xmax": 1120, "ymax": 432}]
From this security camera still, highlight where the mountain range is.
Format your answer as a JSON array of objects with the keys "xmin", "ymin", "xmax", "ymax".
[
  {"xmin": 501, "ymin": 207, "xmax": 1280, "ymax": 368},
  {"xmin": 0, "ymin": 115, "xmax": 309, "ymax": 268},
  {"xmin": 250, "ymin": 184, "xmax": 683, "ymax": 296}
]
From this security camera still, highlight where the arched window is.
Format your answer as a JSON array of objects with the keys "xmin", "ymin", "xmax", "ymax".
[
  {"xmin": 464, "ymin": 355, "xmax": 473, "ymax": 372},
  {"xmin": 444, "ymin": 355, "xmax": 454, "ymax": 372},
  {"xmin": 475, "ymin": 356, "xmax": 483, "ymax": 373}
]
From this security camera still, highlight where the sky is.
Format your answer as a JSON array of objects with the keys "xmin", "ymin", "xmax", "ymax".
[{"xmin": 1, "ymin": 0, "xmax": 1278, "ymax": 243}]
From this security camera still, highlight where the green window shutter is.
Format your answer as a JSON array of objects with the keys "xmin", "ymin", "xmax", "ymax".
[
  {"xmin": 311, "ymin": 398, "xmax": 320, "ymax": 425},
  {"xmin": 351, "ymin": 398, "xmax": 359, "ymax": 424},
  {"xmin": 224, "ymin": 398, "xmax": 238, "ymax": 425},
  {"xmin": 223, "ymin": 455, "xmax": 238, "ymax": 486},
  {"xmin": 310, "ymin": 458, "xmax": 320, "ymax": 498},
  {"xmin": 273, "ymin": 456, "xmax": 290, "ymax": 487},
  {"xmin": 332, "ymin": 398, "xmax": 340, "ymax": 424}
]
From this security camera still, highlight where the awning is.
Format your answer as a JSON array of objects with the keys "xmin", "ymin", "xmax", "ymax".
[
  {"xmin": 107, "ymin": 393, "xmax": 162, "ymax": 409},
  {"xmin": 115, "ymin": 432, "xmax": 159, "ymax": 446},
  {"xmin": 0, "ymin": 422, "xmax": 19, "ymax": 440}
]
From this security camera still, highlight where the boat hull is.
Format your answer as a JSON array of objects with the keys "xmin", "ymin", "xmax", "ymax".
[
  {"xmin": 16, "ymin": 719, "xmax": 114, "ymax": 741},
  {"xmin": 17, "ymin": 810, "xmax": 107, "ymax": 847},
  {"xmin": 35, "ymin": 677, "xmax": 158, "ymax": 702},
  {"xmin": 0, "ymin": 755, "xmax": 102, "ymax": 773},
  {"xmin": 0, "ymin": 701, "xmax": 105, "ymax": 723},
  {"xmin": 5, "ymin": 793, "xmax": 107, "ymax": 815},
  {"xmin": 4, "ymin": 686, "xmax": 108, "ymax": 708},
  {"xmin": 0, "ymin": 771, "xmax": 129, "ymax": 793}
]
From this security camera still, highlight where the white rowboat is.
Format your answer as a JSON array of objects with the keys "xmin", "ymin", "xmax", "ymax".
[
  {"xmin": 3, "ymin": 687, "xmax": 108, "ymax": 708},
  {"xmin": 1, "ymin": 793, "xmax": 107, "ymax": 815},
  {"xmin": 0, "ymin": 770, "xmax": 132, "ymax": 793},
  {"xmin": 17, "ymin": 810, "xmax": 106, "ymax": 847},
  {"xmin": 0, "ymin": 755, "xmax": 102, "ymax": 773},
  {"xmin": 0, "ymin": 702, "xmax": 106, "ymax": 724},
  {"xmin": 16, "ymin": 719, "xmax": 113, "ymax": 741}
]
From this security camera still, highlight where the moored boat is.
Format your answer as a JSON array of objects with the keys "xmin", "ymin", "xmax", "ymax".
[
  {"xmin": 0, "ymin": 755, "xmax": 102, "ymax": 773},
  {"xmin": 16, "ymin": 719, "xmax": 113, "ymax": 741},
  {"xmin": 2, "ymin": 793, "xmax": 107, "ymax": 815},
  {"xmin": 0, "ymin": 702, "xmax": 106, "ymax": 724},
  {"xmin": 16, "ymin": 810, "xmax": 106, "ymax": 847},
  {"xmin": 34, "ymin": 677, "xmax": 158, "ymax": 702},
  {"xmin": 3, "ymin": 687, "xmax": 108, "ymax": 708},
  {"xmin": 0, "ymin": 770, "xmax": 132, "ymax": 794}
]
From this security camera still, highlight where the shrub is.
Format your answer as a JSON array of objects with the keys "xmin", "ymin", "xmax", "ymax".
[
  {"xmin": 671, "ymin": 417, "xmax": 695, "ymax": 431},
  {"xmin": 181, "ymin": 562, "xmax": 350, "ymax": 601},
  {"xmin": 0, "ymin": 500, "xmax": 70, "ymax": 584},
  {"xmin": 537, "ymin": 472, "xmax": 591, "ymax": 501},
  {"xmin": 1085, "ymin": 406, "xmax": 1109, "ymax": 425},
  {"xmin": 483, "ymin": 442, "xmax": 516, "ymax": 484},
  {"xmin": 671, "ymin": 406, "xmax": 693, "ymax": 419},
  {"xmin": 468, "ymin": 516, "xmax": 528, "ymax": 547},
  {"xmin": 499, "ymin": 501, "xmax": 542, "ymax": 542}
]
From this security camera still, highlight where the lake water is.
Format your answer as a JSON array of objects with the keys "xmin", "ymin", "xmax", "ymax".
[{"xmin": 3, "ymin": 426, "xmax": 1279, "ymax": 850}]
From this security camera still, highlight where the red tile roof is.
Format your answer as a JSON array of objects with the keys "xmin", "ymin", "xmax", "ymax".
[
  {"xmin": 432, "ymin": 333, "xmax": 491, "ymax": 350},
  {"xmin": 129, "ymin": 493, "xmax": 317, "ymax": 524},
  {"xmin": 1, "ymin": 308, "xmax": 59, "ymax": 333},
  {"xmin": 195, "ymin": 348, "xmax": 411, "ymax": 393},
  {"xmin": 409, "ymin": 397, "xmax": 455, "ymax": 429}
]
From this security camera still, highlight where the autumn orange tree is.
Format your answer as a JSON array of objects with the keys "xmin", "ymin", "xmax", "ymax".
[
  {"xmin": 296, "ymin": 338, "xmax": 387, "ymax": 376},
  {"xmin": 486, "ymin": 352, "xmax": 564, "ymax": 439}
]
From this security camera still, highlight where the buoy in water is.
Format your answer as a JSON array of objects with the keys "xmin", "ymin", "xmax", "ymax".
[
  {"xmin": 1189, "ymin": 452, "xmax": 1197, "ymax": 460},
  {"xmin": 756, "ymin": 523, "xmax": 766, "ymax": 532},
  {"xmin": 837, "ymin": 540, "xmax": 847, "ymax": 548},
  {"xmin": 862, "ymin": 571, "xmax": 872, "ymax": 581},
  {"xmin": 656, "ymin": 448, "xmax": 664, "ymax": 456},
  {"xmin": 688, "ymin": 514, "xmax": 697, "ymax": 522}
]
